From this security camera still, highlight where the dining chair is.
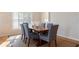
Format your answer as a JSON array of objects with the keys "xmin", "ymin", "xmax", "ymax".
[
  {"xmin": 47, "ymin": 23, "xmax": 53, "ymax": 28},
  {"xmin": 41, "ymin": 23, "xmax": 53, "ymax": 35},
  {"xmin": 23, "ymin": 23, "xmax": 39, "ymax": 47},
  {"xmin": 39, "ymin": 24, "xmax": 59, "ymax": 47},
  {"xmin": 20, "ymin": 24, "xmax": 25, "ymax": 41}
]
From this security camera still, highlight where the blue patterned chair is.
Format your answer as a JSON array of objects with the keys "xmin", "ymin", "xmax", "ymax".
[
  {"xmin": 23, "ymin": 23, "xmax": 39, "ymax": 47},
  {"xmin": 39, "ymin": 24, "xmax": 59, "ymax": 47}
]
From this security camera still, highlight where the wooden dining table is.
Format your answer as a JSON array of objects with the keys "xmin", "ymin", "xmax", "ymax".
[{"xmin": 29, "ymin": 25, "xmax": 48, "ymax": 33}]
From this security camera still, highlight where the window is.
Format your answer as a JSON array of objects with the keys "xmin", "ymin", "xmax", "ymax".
[
  {"xmin": 12, "ymin": 12, "xmax": 32, "ymax": 29},
  {"xmin": 12, "ymin": 13, "xmax": 19, "ymax": 29}
]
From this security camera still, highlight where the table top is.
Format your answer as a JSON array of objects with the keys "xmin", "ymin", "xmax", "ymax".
[
  {"xmin": 29, "ymin": 27, "xmax": 48, "ymax": 33},
  {"xmin": 34, "ymin": 28, "xmax": 48, "ymax": 33}
]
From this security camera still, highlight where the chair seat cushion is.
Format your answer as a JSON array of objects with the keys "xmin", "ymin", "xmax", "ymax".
[
  {"xmin": 29, "ymin": 32, "xmax": 39, "ymax": 39},
  {"xmin": 40, "ymin": 32, "xmax": 48, "ymax": 36},
  {"xmin": 39, "ymin": 34, "xmax": 49, "ymax": 42}
]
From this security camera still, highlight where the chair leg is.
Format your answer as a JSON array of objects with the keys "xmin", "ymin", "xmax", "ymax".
[
  {"xmin": 55, "ymin": 39, "xmax": 57, "ymax": 47},
  {"xmin": 48, "ymin": 39, "xmax": 57, "ymax": 47},
  {"xmin": 21, "ymin": 34, "xmax": 23, "ymax": 40},
  {"xmin": 76, "ymin": 44, "xmax": 79, "ymax": 47},
  {"xmin": 48, "ymin": 42, "xmax": 51, "ymax": 47},
  {"xmin": 22, "ymin": 35, "xmax": 27, "ymax": 44},
  {"xmin": 25, "ymin": 37, "xmax": 27, "ymax": 44},
  {"xmin": 39, "ymin": 39, "xmax": 42, "ymax": 46},
  {"xmin": 27, "ymin": 39, "xmax": 30, "ymax": 47}
]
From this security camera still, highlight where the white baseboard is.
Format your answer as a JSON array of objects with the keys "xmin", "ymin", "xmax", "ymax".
[
  {"xmin": 57, "ymin": 34, "xmax": 79, "ymax": 42},
  {"xmin": 0, "ymin": 33, "xmax": 21, "ymax": 37}
]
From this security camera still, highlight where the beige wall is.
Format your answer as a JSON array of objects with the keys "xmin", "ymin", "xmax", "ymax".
[
  {"xmin": 41, "ymin": 12, "xmax": 49, "ymax": 22},
  {"xmin": 32, "ymin": 12, "xmax": 42, "ymax": 25},
  {"xmin": 0, "ymin": 12, "xmax": 43, "ymax": 35},
  {"xmin": 32, "ymin": 12, "xmax": 49, "ymax": 25},
  {"xmin": 0, "ymin": 12, "xmax": 49, "ymax": 36},
  {"xmin": 0, "ymin": 12, "xmax": 20, "ymax": 36},
  {"xmin": 0, "ymin": 12, "xmax": 12, "ymax": 35}
]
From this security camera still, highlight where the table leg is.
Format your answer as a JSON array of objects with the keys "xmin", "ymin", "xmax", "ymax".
[{"xmin": 36, "ymin": 33, "xmax": 42, "ymax": 47}]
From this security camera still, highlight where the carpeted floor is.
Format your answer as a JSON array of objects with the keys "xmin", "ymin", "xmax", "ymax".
[{"xmin": 7, "ymin": 35, "xmax": 49, "ymax": 47}]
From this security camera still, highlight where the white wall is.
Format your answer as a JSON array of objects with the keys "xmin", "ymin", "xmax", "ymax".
[{"xmin": 50, "ymin": 12, "xmax": 79, "ymax": 41}]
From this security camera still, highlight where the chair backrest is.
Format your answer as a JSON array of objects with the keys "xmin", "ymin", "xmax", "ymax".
[
  {"xmin": 20, "ymin": 24, "xmax": 25, "ymax": 35},
  {"xmin": 23, "ymin": 23, "xmax": 29, "ymax": 39},
  {"xmin": 48, "ymin": 24, "xmax": 59, "ymax": 41},
  {"xmin": 47, "ymin": 23, "xmax": 53, "ymax": 29}
]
